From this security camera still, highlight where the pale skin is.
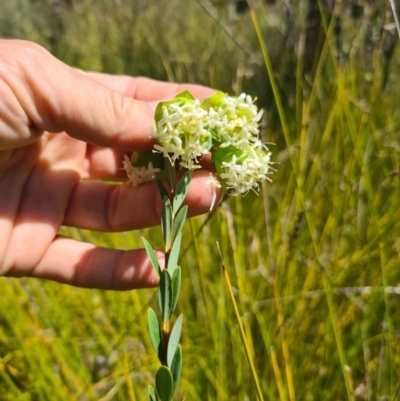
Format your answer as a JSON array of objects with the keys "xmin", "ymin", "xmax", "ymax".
[{"xmin": 0, "ymin": 40, "xmax": 221, "ymax": 290}]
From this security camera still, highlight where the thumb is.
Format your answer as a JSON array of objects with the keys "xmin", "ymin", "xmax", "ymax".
[{"xmin": 1, "ymin": 40, "xmax": 154, "ymax": 150}]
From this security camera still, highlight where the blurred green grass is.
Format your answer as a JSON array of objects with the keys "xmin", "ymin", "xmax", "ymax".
[{"xmin": 1, "ymin": 0, "xmax": 400, "ymax": 399}]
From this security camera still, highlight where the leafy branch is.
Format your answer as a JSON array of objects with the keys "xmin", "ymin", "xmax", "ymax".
[
  {"xmin": 144, "ymin": 162, "xmax": 192, "ymax": 401},
  {"xmin": 124, "ymin": 90, "xmax": 273, "ymax": 400}
]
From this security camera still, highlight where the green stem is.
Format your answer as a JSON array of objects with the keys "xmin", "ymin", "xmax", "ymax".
[{"xmin": 160, "ymin": 195, "xmax": 175, "ymax": 367}]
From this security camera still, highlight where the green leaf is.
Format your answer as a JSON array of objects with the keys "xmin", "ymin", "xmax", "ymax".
[
  {"xmin": 202, "ymin": 91, "xmax": 225, "ymax": 110},
  {"xmin": 174, "ymin": 90, "xmax": 195, "ymax": 101},
  {"xmin": 161, "ymin": 196, "xmax": 172, "ymax": 248},
  {"xmin": 211, "ymin": 145, "xmax": 247, "ymax": 164},
  {"xmin": 204, "ymin": 129, "xmax": 213, "ymax": 151},
  {"xmin": 165, "ymin": 159, "xmax": 176, "ymax": 190},
  {"xmin": 154, "ymin": 92, "xmax": 195, "ymax": 124},
  {"xmin": 142, "ymin": 238, "xmax": 161, "ymax": 278},
  {"xmin": 172, "ymin": 206, "xmax": 187, "ymax": 243},
  {"xmin": 167, "ymin": 232, "xmax": 182, "ymax": 275},
  {"xmin": 170, "ymin": 345, "xmax": 183, "ymax": 394},
  {"xmin": 173, "ymin": 171, "xmax": 192, "ymax": 214},
  {"xmin": 154, "ymin": 99, "xmax": 178, "ymax": 124},
  {"xmin": 156, "ymin": 366, "xmax": 173, "ymax": 401},
  {"xmin": 171, "ymin": 267, "xmax": 181, "ymax": 313},
  {"xmin": 171, "ymin": 268, "xmax": 181, "ymax": 313},
  {"xmin": 156, "ymin": 181, "xmax": 170, "ymax": 203},
  {"xmin": 148, "ymin": 385, "xmax": 158, "ymax": 401},
  {"xmin": 148, "ymin": 308, "xmax": 162, "ymax": 360},
  {"xmin": 158, "ymin": 270, "xmax": 173, "ymax": 324},
  {"xmin": 167, "ymin": 314, "xmax": 183, "ymax": 368}
]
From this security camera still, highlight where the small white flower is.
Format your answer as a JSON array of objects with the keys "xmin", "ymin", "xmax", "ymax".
[{"xmin": 206, "ymin": 175, "xmax": 222, "ymax": 211}]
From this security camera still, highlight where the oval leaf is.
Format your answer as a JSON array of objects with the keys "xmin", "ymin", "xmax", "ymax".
[
  {"xmin": 148, "ymin": 308, "xmax": 162, "ymax": 360},
  {"xmin": 167, "ymin": 232, "xmax": 182, "ymax": 275},
  {"xmin": 174, "ymin": 90, "xmax": 195, "ymax": 101},
  {"xmin": 170, "ymin": 345, "xmax": 183, "ymax": 394},
  {"xmin": 155, "ymin": 99, "xmax": 179, "ymax": 124},
  {"xmin": 172, "ymin": 206, "xmax": 187, "ymax": 243},
  {"xmin": 167, "ymin": 314, "xmax": 183, "ymax": 367},
  {"xmin": 161, "ymin": 197, "xmax": 172, "ymax": 248},
  {"xmin": 158, "ymin": 270, "xmax": 173, "ymax": 324},
  {"xmin": 142, "ymin": 238, "xmax": 161, "ymax": 278},
  {"xmin": 148, "ymin": 385, "xmax": 158, "ymax": 401},
  {"xmin": 202, "ymin": 91, "xmax": 225, "ymax": 110},
  {"xmin": 165, "ymin": 159, "xmax": 176, "ymax": 190},
  {"xmin": 156, "ymin": 366, "xmax": 173, "ymax": 401},
  {"xmin": 156, "ymin": 181, "xmax": 169, "ymax": 203},
  {"xmin": 171, "ymin": 267, "xmax": 181, "ymax": 314},
  {"xmin": 173, "ymin": 171, "xmax": 192, "ymax": 214},
  {"xmin": 211, "ymin": 144, "xmax": 246, "ymax": 164}
]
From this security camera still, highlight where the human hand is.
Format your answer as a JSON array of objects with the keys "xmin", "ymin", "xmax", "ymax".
[{"xmin": 0, "ymin": 40, "xmax": 221, "ymax": 290}]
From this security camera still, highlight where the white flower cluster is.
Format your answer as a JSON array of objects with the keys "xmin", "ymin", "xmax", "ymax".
[
  {"xmin": 123, "ymin": 155, "xmax": 161, "ymax": 187},
  {"xmin": 219, "ymin": 144, "xmax": 272, "ymax": 196},
  {"xmin": 152, "ymin": 100, "xmax": 211, "ymax": 170},
  {"xmin": 124, "ymin": 91, "xmax": 273, "ymax": 195},
  {"xmin": 209, "ymin": 93, "xmax": 263, "ymax": 149},
  {"xmin": 152, "ymin": 91, "xmax": 273, "ymax": 196}
]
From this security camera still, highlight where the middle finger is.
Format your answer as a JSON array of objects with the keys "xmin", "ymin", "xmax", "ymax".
[{"xmin": 63, "ymin": 170, "xmax": 221, "ymax": 232}]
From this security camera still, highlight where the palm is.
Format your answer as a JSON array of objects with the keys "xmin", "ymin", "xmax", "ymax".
[{"xmin": 1, "ymin": 131, "xmax": 123, "ymax": 284}]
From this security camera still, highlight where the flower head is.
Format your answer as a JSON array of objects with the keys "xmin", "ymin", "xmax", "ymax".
[
  {"xmin": 152, "ymin": 92, "xmax": 212, "ymax": 169},
  {"xmin": 124, "ymin": 91, "xmax": 274, "ymax": 195},
  {"xmin": 214, "ymin": 140, "xmax": 272, "ymax": 196},
  {"xmin": 204, "ymin": 92, "xmax": 263, "ymax": 149}
]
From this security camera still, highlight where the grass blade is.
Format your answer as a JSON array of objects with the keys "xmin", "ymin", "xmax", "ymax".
[
  {"xmin": 148, "ymin": 385, "xmax": 158, "ymax": 401},
  {"xmin": 216, "ymin": 242, "xmax": 265, "ymax": 401}
]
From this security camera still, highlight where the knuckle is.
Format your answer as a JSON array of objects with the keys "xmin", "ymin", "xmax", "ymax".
[{"xmin": 0, "ymin": 40, "xmax": 49, "ymax": 79}]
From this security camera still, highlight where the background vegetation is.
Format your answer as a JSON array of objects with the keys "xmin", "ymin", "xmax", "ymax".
[{"xmin": 1, "ymin": 0, "xmax": 400, "ymax": 399}]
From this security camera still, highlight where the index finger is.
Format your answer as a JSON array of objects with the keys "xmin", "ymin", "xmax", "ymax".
[
  {"xmin": 83, "ymin": 72, "xmax": 216, "ymax": 102},
  {"xmin": 2, "ymin": 40, "xmax": 200, "ymax": 151}
]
